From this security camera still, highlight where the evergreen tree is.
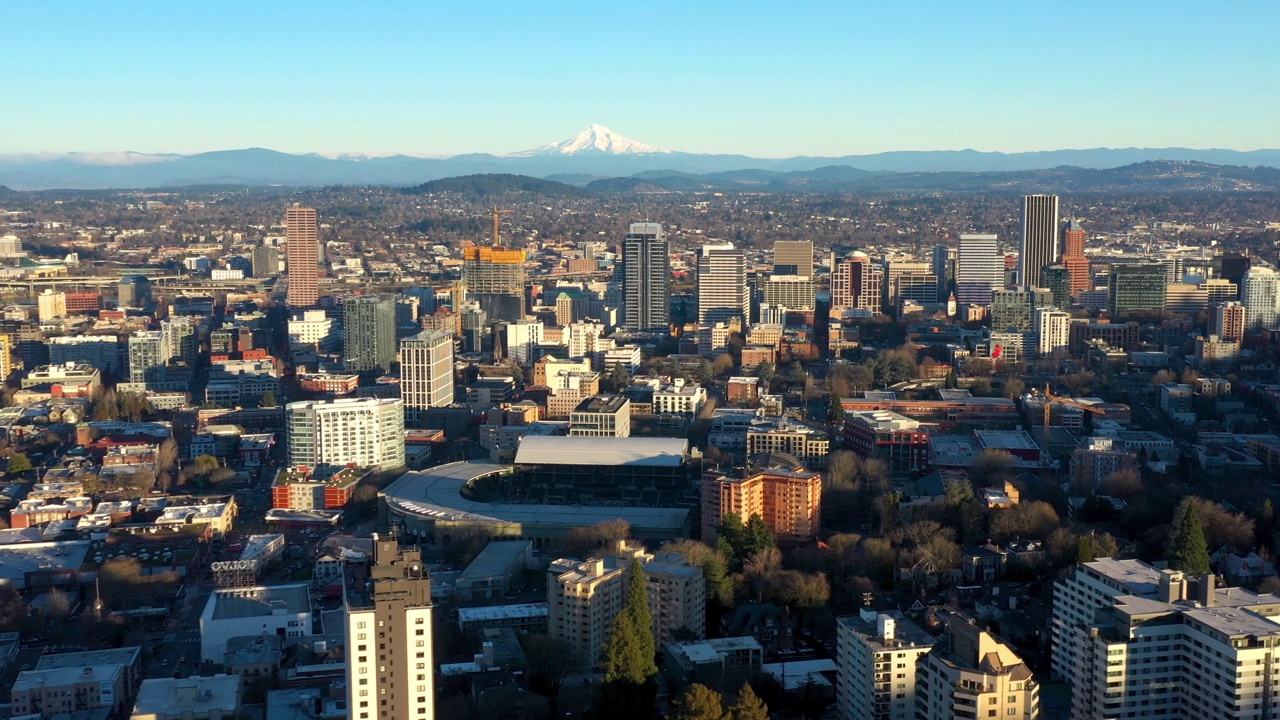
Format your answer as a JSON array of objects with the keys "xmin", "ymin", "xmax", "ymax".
[
  {"xmin": 1169, "ymin": 499, "xmax": 1211, "ymax": 574},
  {"xmin": 1076, "ymin": 535, "xmax": 1096, "ymax": 564},
  {"xmin": 668, "ymin": 684, "xmax": 724, "ymax": 720},
  {"xmin": 726, "ymin": 683, "xmax": 770, "ymax": 720},
  {"xmin": 601, "ymin": 561, "xmax": 658, "ymax": 720},
  {"xmin": 827, "ymin": 394, "xmax": 846, "ymax": 424},
  {"xmin": 742, "ymin": 514, "xmax": 777, "ymax": 559}
]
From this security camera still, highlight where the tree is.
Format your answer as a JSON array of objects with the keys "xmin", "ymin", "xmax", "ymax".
[
  {"xmin": 989, "ymin": 500, "xmax": 1061, "ymax": 542},
  {"xmin": 6, "ymin": 453, "xmax": 32, "ymax": 474},
  {"xmin": 667, "ymin": 684, "xmax": 724, "ymax": 720},
  {"xmin": 786, "ymin": 362, "xmax": 807, "ymax": 385},
  {"xmin": 967, "ymin": 450, "xmax": 1015, "ymax": 487},
  {"xmin": 1168, "ymin": 499, "xmax": 1211, "ymax": 574},
  {"xmin": 826, "ymin": 450, "xmax": 861, "ymax": 491},
  {"xmin": 260, "ymin": 390, "xmax": 278, "ymax": 408},
  {"xmin": 156, "ymin": 438, "xmax": 179, "ymax": 476},
  {"xmin": 523, "ymin": 634, "xmax": 580, "ymax": 697},
  {"xmin": 718, "ymin": 513, "xmax": 776, "ymax": 568},
  {"xmin": 827, "ymin": 394, "xmax": 846, "ymax": 424},
  {"xmin": 1102, "ymin": 467, "xmax": 1143, "ymax": 499},
  {"xmin": 754, "ymin": 360, "xmax": 775, "ymax": 388},
  {"xmin": 1004, "ymin": 377, "xmax": 1025, "ymax": 400},
  {"xmin": 732, "ymin": 681, "xmax": 768, "ymax": 717},
  {"xmin": 712, "ymin": 353, "xmax": 736, "ymax": 377},
  {"xmin": 661, "ymin": 539, "xmax": 735, "ymax": 606},
  {"xmin": 601, "ymin": 562, "xmax": 658, "ymax": 720}
]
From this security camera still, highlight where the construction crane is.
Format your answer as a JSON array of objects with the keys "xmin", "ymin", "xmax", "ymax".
[
  {"xmin": 492, "ymin": 206, "xmax": 514, "ymax": 247},
  {"xmin": 1041, "ymin": 383, "xmax": 1105, "ymax": 427}
]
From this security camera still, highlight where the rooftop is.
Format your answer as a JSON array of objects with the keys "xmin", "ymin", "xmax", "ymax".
[
  {"xmin": 571, "ymin": 394, "xmax": 629, "ymax": 415},
  {"xmin": 459, "ymin": 540, "xmax": 531, "ymax": 581},
  {"xmin": 973, "ymin": 429, "xmax": 1040, "ymax": 451},
  {"xmin": 456, "ymin": 602, "xmax": 548, "ymax": 624},
  {"xmin": 205, "ymin": 583, "xmax": 311, "ymax": 621},
  {"xmin": 844, "ymin": 409, "xmax": 922, "ymax": 432},
  {"xmin": 132, "ymin": 675, "xmax": 241, "ymax": 718},
  {"xmin": 837, "ymin": 611, "xmax": 935, "ymax": 652},
  {"xmin": 0, "ymin": 541, "xmax": 90, "ymax": 582},
  {"xmin": 274, "ymin": 466, "xmax": 370, "ymax": 488},
  {"xmin": 514, "ymin": 435, "xmax": 688, "ymax": 467},
  {"xmin": 667, "ymin": 636, "xmax": 763, "ymax": 664},
  {"xmin": 382, "ymin": 461, "xmax": 690, "ymax": 533},
  {"xmin": 12, "ymin": 663, "xmax": 123, "ymax": 692},
  {"xmin": 35, "ymin": 647, "xmax": 141, "ymax": 671}
]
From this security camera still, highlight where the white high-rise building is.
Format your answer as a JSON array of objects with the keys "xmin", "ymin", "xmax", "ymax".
[
  {"xmin": 37, "ymin": 289, "xmax": 66, "ymax": 322},
  {"xmin": 399, "ymin": 330, "xmax": 454, "ymax": 426},
  {"xmin": 1242, "ymin": 266, "xmax": 1280, "ymax": 330},
  {"xmin": 127, "ymin": 330, "xmax": 167, "ymax": 385},
  {"xmin": 288, "ymin": 309, "xmax": 339, "ymax": 351},
  {"xmin": 1054, "ymin": 558, "xmax": 1280, "ymax": 720},
  {"xmin": 345, "ymin": 538, "xmax": 433, "ymax": 720},
  {"xmin": 286, "ymin": 398, "xmax": 405, "ymax": 471},
  {"xmin": 1034, "ymin": 308, "xmax": 1071, "ymax": 358},
  {"xmin": 956, "ymin": 234, "xmax": 1003, "ymax": 306},
  {"xmin": 504, "ymin": 320, "xmax": 543, "ymax": 365},
  {"xmin": 916, "ymin": 619, "xmax": 1039, "ymax": 720},
  {"xmin": 836, "ymin": 610, "xmax": 934, "ymax": 720},
  {"xmin": 565, "ymin": 322, "xmax": 611, "ymax": 359},
  {"xmin": 697, "ymin": 243, "xmax": 750, "ymax": 326},
  {"xmin": 1018, "ymin": 194, "xmax": 1060, "ymax": 289}
]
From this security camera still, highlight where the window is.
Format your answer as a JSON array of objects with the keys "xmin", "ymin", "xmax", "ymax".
[{"xmin": 358, "ymin": 622, "xmax": 367, "ymax": 628}]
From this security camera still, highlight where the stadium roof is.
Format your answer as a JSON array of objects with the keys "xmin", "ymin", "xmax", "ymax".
[{"xmin": 514, "ymin": 436, "xmax": 688, "ymax": 467}]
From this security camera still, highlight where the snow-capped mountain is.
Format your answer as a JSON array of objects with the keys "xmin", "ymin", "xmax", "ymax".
[{"xmin": 511, "ymin": 124, "xmax": 671, "ymax": 157}]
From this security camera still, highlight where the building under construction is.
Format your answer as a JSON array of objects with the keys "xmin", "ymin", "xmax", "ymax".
[{"xmin": 463, "ymin": 246, "xmax": 526, "ymax": 322}]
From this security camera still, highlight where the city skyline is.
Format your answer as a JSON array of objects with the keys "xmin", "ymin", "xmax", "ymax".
[{"xmin": 3, "ymin": 2, "xmax": 1277, "ymax": 156}]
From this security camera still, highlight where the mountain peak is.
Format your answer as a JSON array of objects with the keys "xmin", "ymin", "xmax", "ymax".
[{"xmin": 512, "ymin": 125, "xmax": 670, "ymax": 157}]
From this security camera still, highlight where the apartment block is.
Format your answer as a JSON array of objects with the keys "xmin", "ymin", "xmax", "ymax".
[
  {"xmin": 701, "ymin": 465, "xmax": 822, "ymax": 544},
  {"xmin": 836, "ymin": 610, "xmax": 934, "ymax": 720},
  {"xmin": 916, "ymin": 618, "xmax": 1039, "ymax": 720}
]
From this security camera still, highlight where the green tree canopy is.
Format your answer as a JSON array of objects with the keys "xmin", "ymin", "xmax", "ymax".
[
  {"xmin": 726, "ymin": 683, "xmax": 770, "ymax": 720},
  {"xmin": 1168, "ymin": 499, "xmax": 1211, "ymax": 575},
  {"xmin": 603, "ymin": 561, "xmax": 656, "ymax": 684},
  {"xmin": 667, "ymin": 684, "xmax": 724, "ymax": 720},
  {"xmin": 6, "ymin": 453, "xmax": 32, "ymax": 474}
]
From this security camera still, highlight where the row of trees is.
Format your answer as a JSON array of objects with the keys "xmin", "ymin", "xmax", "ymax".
[{"xmin": 668, "ymin": 684, "xmax": 769, "ymax": 720}]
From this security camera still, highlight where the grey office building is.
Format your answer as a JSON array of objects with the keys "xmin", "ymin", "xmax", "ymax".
[
  {"xmin": 343, "ymin": 294, "xmax": 397, "ymax": 376},
  {"xmin": 622, "ymin": 222, "xmax": 670, "ymax": 333},
  {"xmin": 1018, "ymin": 194, "xmax": 1060, "ymax": 289}
]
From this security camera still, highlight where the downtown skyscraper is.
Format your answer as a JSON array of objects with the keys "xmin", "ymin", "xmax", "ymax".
[
  {"xmin": 1061, "ymin": 218, "xmax": 1091, "ymax": 295},
  {"xmin": 955, "ymin": 234, "xmax": 1003, "ymax": 306},
  {"xmin": 400, "ymin": 330, "xmax": 455, "ymax": 427},
  {"xmin": 621, "ymin": 222, "xmax": 670, "ymax": 333},
  {"xmin": 1018, "ymin": 194, "xmax": 1060, "ymax": 289},
  {"xmin": 772, "ymin": 239, "xmax": 814, "ymax": 277},
  {"xmin": 343, "ymin": 294, "xmax": 397, "ymax": 376},
  {"xmin": 697, "ymin": 243, "xmax": 750, "ymax": 325},
  {"xmin": 285, "ymin": 205, "xmax": 319, "ymax": 308}
]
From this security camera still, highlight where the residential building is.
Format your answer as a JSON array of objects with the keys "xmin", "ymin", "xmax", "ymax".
[
  {"xmin": 991, "ymin": 287, "xmax": 1054, "ymax": 332},
  {"xmin": 622, "ymin": 222, "xmax": 670, "ymax": 332},
  {"xmin": 37, "ymin": 289, "xmax": 67, "ymax": 321},
  {"xmin": 1068, "ymin": 436, "xmax": 1135, "ymax": 493},
  {"xmin": 842, "ymin": 410, "xmax": 929, "ymax": 473},
  {"xmin": 1035, "ymin": 308, "xmax": 1071, "ymax": 358},
  {"xmin": 285, "ymin": 206, "xmax": 319, "ymax": 307},
  {"xmin": 916, "ymin": 618, "xmax": 1039, "ymax": 720},
  {"xmin": 343, "ymin": 294, "xmax": 397, "ymax": 376},
  {"xmin": 1108, "ymin": 264, "xmax": 1167, "ymax": 317},
  {"xmin": 285, "ymin": 398, "xmax": 406, "ymax": 472},
  {"xmin": 1210, "ymin": 301, "xmax": 1246, "ymax": 344},
  {"xmin": 568, "ymin": 394, "xmax": 631, "ymax": 437},
  {"xmin": 1242, "ymin": 266, "xmax": 1280, "ymax": 330},
  {"xmin": 663, "ymin": 637, "xmax": 763, "ymax": 699},
  {"xmin": 1040, "ymin": 264, "xmax": 1072, "ymax": 311},
  {"xmin": 956, "ymin": 234, "xmax": 1002, "ymax": 306},
  {"xmin": 836, "ymin": 610, "xmax": 934, "ymax": 720},
  {"xmin": 644, "ymin": 553, "xmax": 706, "ymax": 643},
  {"xmin": 702, "ymin": 465, "xmax": 822, "ymax": 544},
  {"xmin": 464, "ymin": 246, "xmax": 526, "ymax": 323},
  {"xmin": 400, "ymin": 330, "xmax": 455, "ymax": 426},
  {"xmin": 251, "ymin": 244, "xmax": 280, "ymax": 277},
  {"xmin": 344, "ymin": 538, "xmax": 434, "ymax": 720},
  {"xmin": 773, "ymin": 239, "xmax": 814, "ymax": 277},
  {"xmin": 504, "ymin": 319, "xmax": 544, "ymax": 365},
  {"xmin": 1018, "ymin": 194, "xmax": 1059, "ymax": 288},
  {"xmin": 271, "ymin": 466, "xmax": 369, "ymax": 511},
  {"xmin": 652, "ymin": 379, "xmax": 708, "ymax": 416},
  {"xmin": 547, "ymin": 556, "xmax": 629, "ymax": 666},
  {"xmin": 198, "ymin": 583, "xmax": 312, "ymax": 662},
  {"xmin": 745, "ymin": 417, "xmax": 830, "ymax": 468},
  {"xmin": 127, "ymin": 330, "xmax": 167, "ymax": 385},
  {"xmin": 831, "ymin": 251, "xmax": 883, "ymax": 316},
  {"xmin": 288, "ymin": 309, "xmax": 339, "ymax": 351},
  {"xmin": 11, "ymin": 661, "xmax": 132, "ymax": 718},
  {"xmin": 698, "ymin": 243, "xmax": 750, "ymax": 326}
]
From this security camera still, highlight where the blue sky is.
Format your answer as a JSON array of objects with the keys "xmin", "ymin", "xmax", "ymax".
[{"xmin": 4, "ymin": 1, "xmax": 1276, "ymax": 156}]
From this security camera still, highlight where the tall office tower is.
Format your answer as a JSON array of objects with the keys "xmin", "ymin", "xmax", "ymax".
[
  {"xmin": 1041, "ymin": 264, "xmax": 1072, "ymax": 312},
  {"xmin": 343, "ymin": 295, "xmax": 396, "ymax": 376},
  {"xmin": 503, "ymin": 319, "xmax": 544, "ymax": 365},
  {"xmin": 772, "ymin": 240, "xmax": 814, "ymax": 277},
  {"xmin": 955, "ymin": 234, "xmax": 1003, "ymax": 306},
  {"xmin": 1035, "ymin": 308, "xmax": 1071, "ymax": 358},
  {"xmin": 932, "ymin": 244, "xmax": 957, "ymax": 298},
  {"xmin": 1108, "ymin": 264, "xmax": 1167, "ymax": 317},
  {"xmin": 1242, "ymin": 266, "xmax": 1280, "ymax": 330},
  {"xmin": 836, "ymin": 611, "xmax": 934, "ymax": 720},
  {"xmin": 991, "ymin": 287, "xmax": 1054, "ymax": 332},
  {"xmin": 161, "ymin": 316, "xmax": 197, "ymax": 364},
  {"xmin": 830, "ymin": 251, "xmax": 883, "ymax": 316},
  {"xmin": 1159, "ymin": 257, "xmax": 1185, "ymax": 286},
  {"xmin": 463, "ymin": 246, "xmax": 526, "ymax": 323},
  {"xmin": 621, "ymin": 223, "xmax": 670, "ymax": 333},
  {"xmin": 881, "ymin": 261, "xmax": 932, "ymax": 309},
  {"xmin": 915, "ymin": 619, "xmax": 1039, "ymax": 720},
  {"xmin": 697, "ymin": 243, "xmax": 750, "ymax": 326},
  {"xmin": 759, "ymin": 275, "xmax": 816, "ymax": 311},
  {"xmin": 286, "ymin": 398, "xmax": 406, "ymax": 471},
  {"xmin": 117, "ymin": 275, "xmax": 152, "ymax": 309},
  {"xmin": 1060, "ymin": 219, "xmax": 1092, "ymax": 294},
  {"xmin": 400, "ymin": 330, "xmax": 455, "ymax": 426},
  {"xmin": 1217, "ymin": 252, "xmax": 1251, "ymax": 296},
  {"xmin": 345, "ymin": 537, "xmax": 433, "ymax": 720},
  {"xmin": 1209, "ymin": 301, "xmax": 1246, "ymax": 344},
  {"xmin": 251, "ymin": 245, "xmax": 280, "ymax": 278},
  {"xmin": 1018, "ymin": 194, "xmax": 1059, "ymax": 288},
  {"xmin": 285, "ymin": 206, "xmax": 319, "ymax": 308},
  {"xmin": 127, "ymin": 330, "xmax": 167, "ymax": 385}
]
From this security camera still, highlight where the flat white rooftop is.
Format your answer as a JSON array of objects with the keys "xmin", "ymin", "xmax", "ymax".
[{"xmin": 514, "ymin": 435, "xmax": 688, "ymax": 466}]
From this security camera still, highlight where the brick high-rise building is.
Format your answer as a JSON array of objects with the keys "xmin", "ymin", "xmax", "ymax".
[
  {"xmin": 701, "ymin": 465, "xmax": 822, "ymax": 544},
  {"xmin": 831, "ymin": 251, "xmax": 883, "ymax": 316},
  {"xmin": 345, "ymin": 538, "xmax": 434, "ymax": 720},
  {"xmin": 1061, "ymin": 219, "xmax": 1091, "ymax": 295},
  {"xmin": 285, "ymin": 206, "xmax": 319, "ymax": 307},
  {"xmin": 1209, "ymin": 301, "xmax": 1246, "ymax": 345}
]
